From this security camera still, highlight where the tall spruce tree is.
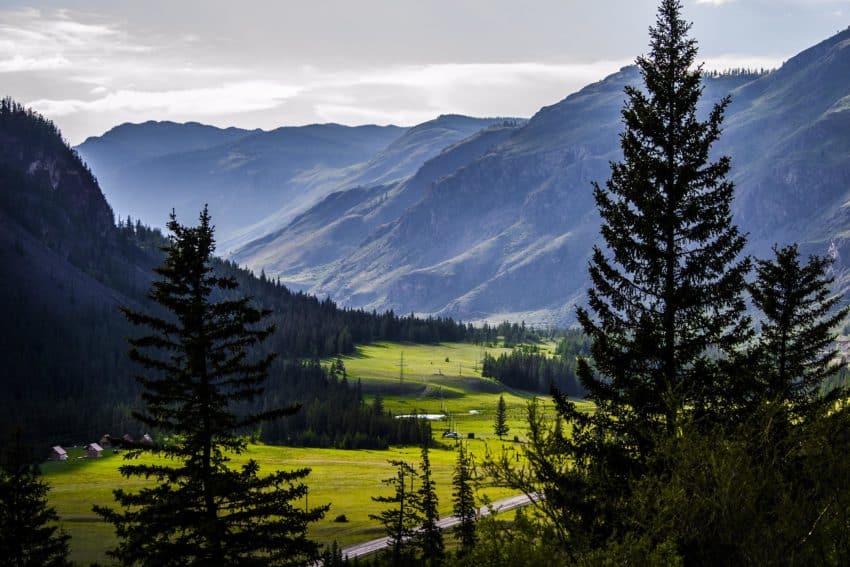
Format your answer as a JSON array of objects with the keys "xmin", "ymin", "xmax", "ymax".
[
  {"xmin": 750, "ymin": 244, "xmax": 848, "ymax": 424},
  {"xmin": 416, "ymin": 442, "xmax": 444, "ymax": 565},
  {"xmin": 0, "ymin": 431, "xmax": 71, "ymax": 567},
  {"xmin": 572, "ymin": 0, "xmax": 751, "ymax": 463},
  {"xmin": 370, "ymin": 460, "xmax": 422, "ymax": 566},
  {"xmin": 494, "ymin": 395, "xmax": 509, "ymax": 441},
  {"xmin": 94, "ymin": 208, "xmax": 327, "ymax": 566},
  {"xmin": 451, "ymin": 443, "xmax": 477, "ymax": 555}
]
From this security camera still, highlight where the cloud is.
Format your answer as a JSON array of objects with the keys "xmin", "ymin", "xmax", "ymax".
[
  {"xmin": 0, "ymin": 54, "xmax": 70, "ymax": 72},
  {"xmin": 0, "ymin": 5, "xmax": 805, "ymax": 143},
  {"xmin": 28, "ymin": 81, "xmax": 302, "ymax": 118},
  {"xmin": 696, "ymin": 0, "xmax": 737, "ymax": 5}
]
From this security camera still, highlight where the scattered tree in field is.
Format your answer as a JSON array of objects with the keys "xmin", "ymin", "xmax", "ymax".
[
  {"xmin": 417, "ymin": 442, "xmax": 444, "ymax": 565},
  {"xmin": 370, "ymin": 460, "xmax": 422, "ymax": 565},
  {"xmin": 494, "ymin": 395, "xmax": 509, "ymax": 440},
  {"xmin": 750, "ymin": 244, "xmax": 849, "ymax": 426},
  {"xmin": 94, "ymin": 207, "xmax": 327, "ymax": 566},
  {"xmin": 0, "ymin": 431, "xmax": 71, "ymax": 567},
  {"xmin": 452, "ymin": 443, "xmax": 478, "ymax": 555}
]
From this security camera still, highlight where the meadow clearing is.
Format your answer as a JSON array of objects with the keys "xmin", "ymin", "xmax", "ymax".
[{"xmin": 44, "ymin": 341, "xmax": 589, "ymax": 564}]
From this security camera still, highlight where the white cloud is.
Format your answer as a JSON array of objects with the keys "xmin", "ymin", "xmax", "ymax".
[
  {"xmin": 28, "ymin": 81, "xmax": 302, "ymax": 118},
  {"xmin": 0, "ymin": 54, "xmax": 70, "ymax": 72},
  {"xmin": 0, "ymin": 4, "xmax": 829, "ymax": 143}
]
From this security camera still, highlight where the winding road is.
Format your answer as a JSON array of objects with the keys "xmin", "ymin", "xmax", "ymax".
[{"xmin": 338, "ymin": 492, "xmax": 541, "ymax": 560}]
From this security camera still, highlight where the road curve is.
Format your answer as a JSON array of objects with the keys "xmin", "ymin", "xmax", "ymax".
[{"xmin": 338, "ymin": 492, "xmax": 541, "ymax": 561}]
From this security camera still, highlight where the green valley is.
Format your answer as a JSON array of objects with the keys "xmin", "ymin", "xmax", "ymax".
[{"xmin": 44, "ymin": 340, "xmax": 588, "ymax": 565}]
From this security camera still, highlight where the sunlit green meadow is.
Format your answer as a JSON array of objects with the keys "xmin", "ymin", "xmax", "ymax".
[{"xmin": 44, "ymin": 341, "xmax": 589, "ymax": 565}]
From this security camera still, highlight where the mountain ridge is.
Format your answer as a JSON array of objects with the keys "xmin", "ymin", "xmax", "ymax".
[{"xmin": 236, "ymin": 28, "xmax": 850, "ymax": 325}]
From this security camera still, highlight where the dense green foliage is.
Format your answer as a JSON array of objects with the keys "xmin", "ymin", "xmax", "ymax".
[
  {"xmin": 466, "ymin": 321, "xmax": 541, "ymax": 347},
  {"xmin": 481, "ymin": 343, "xmax": 584, "ymax": 395},
  {"xmin": 259, "ymin": 359, "xmax": 432, "ymax": 449},
  {"xmin": 94, "ymin": 209, "xmax": 328, "ymax": 566},
  {"xmin": 0, "ymin": 432, "xmax": 72, "ymax": 567}
]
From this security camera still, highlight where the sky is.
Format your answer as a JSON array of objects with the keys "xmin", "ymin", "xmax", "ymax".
[{"xmin": 1, "ymin": 0, "xmax": 848, "ymax": 144}]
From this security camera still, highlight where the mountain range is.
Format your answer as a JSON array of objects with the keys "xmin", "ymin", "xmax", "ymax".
[
  {"xmin": 0, "ymin": 100, "xmax": 474, "ymax": 443},
  {"xmin": 76, "ymin": 27, "xmax": 850, "ymax": 326},
  {"xmin": 77, "ymin": 115, "xmax": 516, "ymax": 253}
]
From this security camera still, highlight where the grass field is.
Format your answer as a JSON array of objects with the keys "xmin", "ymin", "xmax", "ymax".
[{"xmin": 44, "ymin": 341, "xmax": 590, "ymax": 565}]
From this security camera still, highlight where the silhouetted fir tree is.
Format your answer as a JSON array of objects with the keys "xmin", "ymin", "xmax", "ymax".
[
  {"xmin": 494, "ymin": 395, "xmax": 509, "ymax": 440},
  {"xmin": 571, "ymin": 0, "xmax": 751, "ymax": 468},
  {"xmin": 318, "ymin": 542, "xmax": 346, "ymax": 567},
  {"xmin": 451, "ymin": 443, "xmax": 477, "ymax": 555},
  {"xmin": 416, "ymin": 442, "xmax": 444, "ymax": 565},
  {"xmin": 370, "ymin": 460, "xmax": 422, "ymax": 566},
  {"xmin": 0, "ymin": 430, "xmax": 71, "ymax": 567},
  {"xmin": 94, "ymin": 207, "xmax": 327, "ymax": 566},
  {"xmin": 750, "ymin": 244, "xmax": 849, "ymax": 426}
]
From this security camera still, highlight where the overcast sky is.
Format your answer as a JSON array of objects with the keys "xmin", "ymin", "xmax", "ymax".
[{"xmin": 1, "ymin": 0, "xmax": 848, "ymax": 144}]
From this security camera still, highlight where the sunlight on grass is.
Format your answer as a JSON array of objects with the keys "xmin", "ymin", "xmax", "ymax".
[{"xmin": 44, "ymin": 341, "xmax": 590, "ymax": 565}]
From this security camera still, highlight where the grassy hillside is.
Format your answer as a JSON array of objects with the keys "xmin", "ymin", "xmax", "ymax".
[
  {"xmin": 44, "ymin": 341, "xmax": 590, "ymax": 565},
  {"xmin": 340, "ymin": 341, "xmax": 556, "ymax": 436}
]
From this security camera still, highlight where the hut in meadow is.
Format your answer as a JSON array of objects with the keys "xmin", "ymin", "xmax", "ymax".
[
  {"xmin": 49, "ymin": 446, "xmax": 68, "ymax": 461},
  {"xmin": 85, "ymin": 443, "xmax": 103, "ymax": 458}
]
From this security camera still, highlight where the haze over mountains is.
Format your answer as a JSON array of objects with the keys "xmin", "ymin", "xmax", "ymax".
[
  {"xmin": 76, "ymin": 27, "xmax": 850, "ymax": 326},
  {"xmin": 77, "ymin": 115, "xmax": 515, "ymax": 253}
]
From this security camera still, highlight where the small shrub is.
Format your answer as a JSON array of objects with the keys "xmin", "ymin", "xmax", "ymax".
[{"xmin": 333, "ymin": 514, "xmax": 349, "ymax": 523}]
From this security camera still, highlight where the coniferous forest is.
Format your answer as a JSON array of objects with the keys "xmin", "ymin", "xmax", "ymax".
[{"xmin": 4, "ymin": 0, "xmax": 850, "ymax": 565}]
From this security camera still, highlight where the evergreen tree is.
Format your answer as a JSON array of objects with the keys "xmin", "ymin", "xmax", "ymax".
[
  {"xmin": 451, "ymin": 443, "xmax": 477, "ymax": 555},
  {"xmin": 0, "ymin": 431, "xmax": 71, "ymax": 567},
  {"xmin": 494, "ymin": 395, "xmax": 509, "ymax": 440},
  {"xmin": 370, "ymin": 460, "xmax": 422, "ymax": 566},
  {"xmin": 750, "ymin": 244, "xmax": 848, "ymax": 425},
  {"xmin": 94, "ymin": 207, "xmax": 327, "ymax": 566},
  {"xmin": 416, "ymin": 442, "xmax": 444, "ymax": 565},
  {"xmin": 573, "ymin": 0, "xmax": 751, "ymax": 466}
]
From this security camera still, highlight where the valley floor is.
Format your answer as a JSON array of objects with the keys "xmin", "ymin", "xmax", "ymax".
[{"xmin": 43, "ymin": 341, "xmax": 590, "ymax": 564}]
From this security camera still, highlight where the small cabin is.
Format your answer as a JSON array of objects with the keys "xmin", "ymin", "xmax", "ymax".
[
  {"xmin": 140, "ymin": 433, "xmax": 155, "ymax": 447},
  {"xmin": 99, "ymin": 434, "xmax": 113, "ymax": 447},
  {"xmin": 122, "ymin": 433, "xmax": 135, "ymax": 446},
  {"xmin": 85, "ymin": 443, "xmax": 104, "ymax": 458},
  {"xmin": 49, "ymin": 446, "xmax": 68, "ymax": 461}
]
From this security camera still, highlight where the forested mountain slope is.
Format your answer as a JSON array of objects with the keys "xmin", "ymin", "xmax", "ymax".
[{"xmin": 0, "ymin": 100, "xmax": 468, "ymax": 447}]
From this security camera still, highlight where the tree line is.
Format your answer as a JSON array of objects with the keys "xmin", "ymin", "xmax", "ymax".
[
  {"xmin": 258, "ymin": 359, "xmax": 432, "ymax": 450},
  {"xmin": 481, "ymin": 340, "xmax": 586, "ymax": 396}
]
